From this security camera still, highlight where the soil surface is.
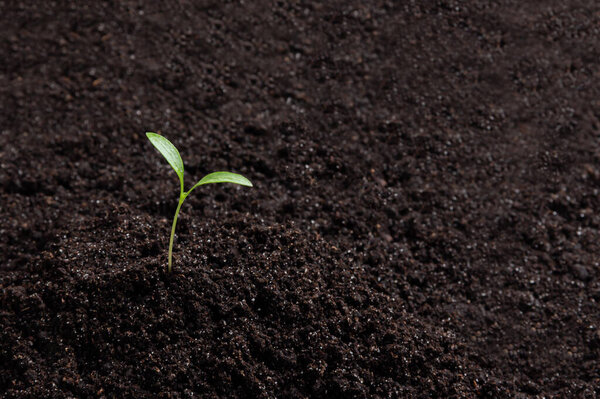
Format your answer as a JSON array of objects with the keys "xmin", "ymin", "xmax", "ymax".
[{"xmin": 1, "ymin": 0, "xmax": 600, "ymax": 397}]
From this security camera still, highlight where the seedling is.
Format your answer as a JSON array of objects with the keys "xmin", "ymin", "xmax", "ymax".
[{"xmin": 146, "ymin": 132, "xmax": 252, "ymax": 272}]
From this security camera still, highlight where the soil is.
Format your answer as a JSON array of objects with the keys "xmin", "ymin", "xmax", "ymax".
[{"xmin": 1, "ymin": 0, "xmax": 599, "ymax": 397}]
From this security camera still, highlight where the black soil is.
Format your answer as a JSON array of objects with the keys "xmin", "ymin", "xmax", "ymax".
[{"xmin": 1, "ymin": 1, "xmax": 599, "ymax": 397}]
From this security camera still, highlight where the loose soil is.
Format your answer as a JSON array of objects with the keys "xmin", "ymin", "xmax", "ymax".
[{"xmin": 1, "ymin": 1, "xmax": 600, "ymax": 398}]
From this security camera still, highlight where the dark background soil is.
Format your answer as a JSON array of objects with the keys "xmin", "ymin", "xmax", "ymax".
[{"xmin": 1, "ymin": 0, "xmax": 599, "ymax": 397}]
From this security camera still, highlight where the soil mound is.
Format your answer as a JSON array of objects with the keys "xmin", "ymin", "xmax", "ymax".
[{"xmin": 1, "ymin": 0, "xmax": 599, "ymax": 397}]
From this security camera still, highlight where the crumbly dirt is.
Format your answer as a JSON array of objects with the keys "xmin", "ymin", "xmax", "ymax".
[{"xmin": 1, "ymin": 0, "xmax": 599, "ymax": 397}]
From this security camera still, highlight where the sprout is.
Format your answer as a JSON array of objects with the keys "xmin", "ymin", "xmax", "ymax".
[{"xmin": 146, "ymin": 132, "xmax": 252, "ymax": 272}]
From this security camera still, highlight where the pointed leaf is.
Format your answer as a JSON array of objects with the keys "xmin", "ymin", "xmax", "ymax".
[
  {"xmin": 146, "ymin": 132, "xmax": 184, "ymax": 186},
  {"xmin": 188, "ymin": 171, "xmax": 252, "ymax": 194}
]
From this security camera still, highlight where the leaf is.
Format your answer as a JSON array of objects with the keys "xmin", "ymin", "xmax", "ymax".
[
  {"xmin": 188, "ymin": 171, "xmax": 253, "ymax": 194},
  {"xmin": 146, "ymin": 132, "xmax": 184, "ymax": 187}
]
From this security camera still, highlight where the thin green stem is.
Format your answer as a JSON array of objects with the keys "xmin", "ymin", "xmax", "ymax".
[{"xmin": 168, "ymin": 195, "xmax": 185, "ymax": 273}]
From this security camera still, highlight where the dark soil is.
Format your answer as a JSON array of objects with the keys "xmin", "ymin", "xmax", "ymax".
[{"xmin": 1, "ymin": 1, "xmax": 599, "ymax": 397}]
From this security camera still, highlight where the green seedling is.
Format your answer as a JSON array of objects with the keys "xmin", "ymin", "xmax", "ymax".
[{"xmin": 146, "ymin": 132, "xmax": 252, "ymax": 272}]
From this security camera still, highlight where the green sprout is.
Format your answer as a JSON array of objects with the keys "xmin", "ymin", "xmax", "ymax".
[{"xmin": 146, "ymin": 132, "xmax": 252, "ymax": 273}]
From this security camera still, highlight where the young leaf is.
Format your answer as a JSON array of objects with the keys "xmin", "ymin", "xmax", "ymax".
[
  {"xmin": 146, "ymin": 132, "xmax": 185, "ymax": 188},
  {"xmin": 188, "ymin": 171, "xmax": 253, "ymax": 194}
]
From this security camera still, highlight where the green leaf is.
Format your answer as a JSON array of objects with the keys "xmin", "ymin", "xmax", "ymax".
[
  {"xmin": 188, "ymin": 171, "xmax": 252, "ymax": 194},
  {"xmin": 146, "ymin": 132, "xmax": 184, "ymax": 187}
]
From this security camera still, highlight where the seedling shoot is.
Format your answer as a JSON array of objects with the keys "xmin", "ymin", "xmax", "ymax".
[{"xmin": 146, "ymin": 132, "xmax": 252, "ymax": 272}]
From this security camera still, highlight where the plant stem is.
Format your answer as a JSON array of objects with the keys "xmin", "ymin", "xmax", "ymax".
[{"xmin": 168, "ymin": 195, "xmax": 185, "ymax": 273}]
